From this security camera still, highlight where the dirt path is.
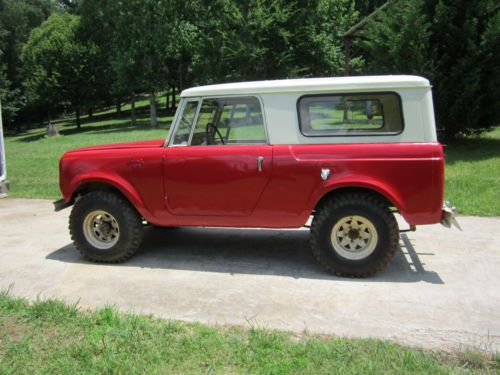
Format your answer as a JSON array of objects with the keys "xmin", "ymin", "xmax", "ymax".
[{"xmin": 0, "ymin": 198, "xmax": 499, "ymax": 351}]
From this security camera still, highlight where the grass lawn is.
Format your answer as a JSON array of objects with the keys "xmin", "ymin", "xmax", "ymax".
[
  {"xmin": 443, "ymin": 127, "xmax": 500, "ymax": 216},
  {"xmin": 4, "ymin": 96, "xmax": 173, "ymax": 199},
  {"xmin": 0, "ymin": 292, "xmax": 497, "ymax": 374},
  {"xmin": 3, "ymin": 99, "xmax": 499, "ymax": 216}
]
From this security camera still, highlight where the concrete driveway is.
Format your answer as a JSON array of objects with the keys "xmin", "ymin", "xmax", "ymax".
[{"xmin": 0, "ymin": 198, "xmax": 499, "ymax": 351}]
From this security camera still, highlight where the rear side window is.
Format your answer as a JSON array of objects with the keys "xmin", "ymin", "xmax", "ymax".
[{"xmin": 298, "ymin": 93, "xmax": 403, "ymax": 136}]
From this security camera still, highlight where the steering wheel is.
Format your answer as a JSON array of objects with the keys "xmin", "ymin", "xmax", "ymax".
[{"xmin": 206, "ymin": 122, "xmax": 225, "ymax": 145}]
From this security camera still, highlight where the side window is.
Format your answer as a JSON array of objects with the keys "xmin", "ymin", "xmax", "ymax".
[
  {"xmin": 298, "ymin": 93, "xmax": 403, "ymax": 136},
  {"xmin": 170, "ymin": 100, "xmax": 199, "ymax": 146},
  {"xmin": 190, "ymin": 99, "xmax": 219, "ymax": 146},
  {"xmin": 191, "ymin": 96, "xmax": 267, "ymax": 146}
]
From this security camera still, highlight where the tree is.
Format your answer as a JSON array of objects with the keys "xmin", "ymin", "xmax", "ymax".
[
  {"xmin": 354, "ymin": 0, "xmax": 389, "ymax": 16},
  {"xmin": 164, "ymin": 3, "xmax": 199, "ymax": 101},
  {"xmin": 295, "ymin": 0, "xmax": 359, "ymax": 77},
  {"xmin": 359, "ymin": 1, "xmax": 433, "ymax": 76},
  {"xmin": 111, "ymin": 0, "xmax": 178, "ymax": 127},
  {"xmin": 22, "ymin": 12, "xmax": 98, "ymax": 128},
  {"xmin": 428, "ymin": 0, "xmax": 500, "ymax": 139},
  {"xmin": 359, "ymin": 0, "xmax": 500, "ymax": 139},
  {"xmin": 77, "ymin": 0, "xmax": 127, "ymax": 115},
  {"xmin": 0, "ymin": 52, "xmax": 23, "ymax": 127},
  {"xmin": 56, "ymin": 0, "xmax": 79, "ymax": 12},
  {"xmin": 0, "ymin": 0, "xmax": 52, "ymax": 129},
  {"xmin": 199, "ymin": 0, "xmax": 299, "ymax": 81},
  {"xmin": 191, "ymin": 0, "xmax": 357, "ymax": 83}
]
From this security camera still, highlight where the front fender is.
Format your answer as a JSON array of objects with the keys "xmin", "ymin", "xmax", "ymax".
[{"xmin": 68, "ymin": 172, "xmax": 149, "ymax": 218}]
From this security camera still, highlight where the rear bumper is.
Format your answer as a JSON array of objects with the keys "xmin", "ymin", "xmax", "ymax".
[
  {"xmin": 0, "ymin": 179, "xmax": 9, "ymax": 198},
  {"xmin": 441, "ymin": 201, "xmax": 462, "ymax": 230}
]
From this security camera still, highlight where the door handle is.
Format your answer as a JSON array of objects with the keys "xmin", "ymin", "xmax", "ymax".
[{"xmin": 257, "ymin": 156, "xmax": 264, "ymax": 172}]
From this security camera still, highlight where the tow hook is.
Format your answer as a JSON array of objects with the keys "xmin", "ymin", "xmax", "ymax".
[{"xmin": 441, "ymin": 201, "xmax": 462, "ymax": 231}]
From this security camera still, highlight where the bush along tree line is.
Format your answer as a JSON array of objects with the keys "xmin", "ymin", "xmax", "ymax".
[{"xmin": 0, "ymin": 0, "xmax": 498, "ymax": 140}]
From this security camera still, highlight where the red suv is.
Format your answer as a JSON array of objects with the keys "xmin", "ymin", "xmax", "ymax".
[{"xmin": 55, "ymin": 76, "xmax": 456, "ymax": 277}]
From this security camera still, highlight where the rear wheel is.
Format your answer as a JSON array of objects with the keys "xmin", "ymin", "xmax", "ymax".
[
  {"xmin": 310, "ymin": 193, "xmax": 399, "ymax": 277},
  {"xmin": 69, "ymin": 191, "xmax": 144, "ymax": 262}
]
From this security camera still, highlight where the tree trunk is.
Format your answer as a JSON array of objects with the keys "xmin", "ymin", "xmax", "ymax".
[
  {"xmin": 178, "ymin": 60, "xmax": 184, "ymax": 92},
  {"xmin": 343, "ymin": 36, "xmax": 352, "ymax": 77},
  {"xmin": 150, "ymin": 91, "xmax": 158, "ymax": 128},
  {"xmin": 171, "ymin": 86, "xmax": 176, "ymax": 110},
  {"xmin": 343, "ymin": 105, "xmax": 348, "ymax": 121},
  {"xmin": 88, "ymin": 107, "xmax": 93, "ymax": 119},
  {"xmin": 166, "ymin": 88, "xmax": 170, "ymax": 109},
  {"xmin": 76, "ymin": 106, "xmax": 81, "ymax": 129},
  {"xmin": 116, "ymin": 100, "xmax": 122, "ymax": 116},
  {"xmin": 131, "ymin": 92, "xmax": 137, "ymax": 126}
]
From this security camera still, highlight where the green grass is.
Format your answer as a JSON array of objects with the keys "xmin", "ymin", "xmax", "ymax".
[
  {"xmin": 443, "ymin": 127, "xmax": 500, "ymax": 216},
  {"xmin": 0, "ymin": 291, "xmax": 497, "ymax": 374},
  {"xmin": 3, "ymin": 101, "xmax": 499, "ymax": 216}
]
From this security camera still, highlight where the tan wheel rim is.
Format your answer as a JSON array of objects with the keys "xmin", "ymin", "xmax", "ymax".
[
  {"xmin": 330, "ymin": 215, "xmax": 378, "ymax": 260},
  {"xmin": 83, "ymin": 210, "xmax": 120, "ymax": 250}
]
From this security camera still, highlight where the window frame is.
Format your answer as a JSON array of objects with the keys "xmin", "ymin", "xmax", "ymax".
[
  {"xmin": 297, "ymin": 91, "xmax": 405, "ymax": 137},
  {"xmin": 188, "ymin": 95, "xmax": 269, "ymax": 146}
]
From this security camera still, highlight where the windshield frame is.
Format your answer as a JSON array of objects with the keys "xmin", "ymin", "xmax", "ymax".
[{"xmin": 164, "ymin": 97, "xmax": 201, "ymax": 147}]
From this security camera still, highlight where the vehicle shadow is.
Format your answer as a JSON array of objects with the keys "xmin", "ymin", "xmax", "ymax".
[{"xmin": 46, "ymin": 228, "xmax": 443, "ymax": 284}]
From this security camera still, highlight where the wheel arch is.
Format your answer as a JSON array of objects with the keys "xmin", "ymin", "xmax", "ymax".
[
  {"xmin": 312, "ymin": 185, "xmax": 404, "ymax": 215},
  {"xmin": 69, "ymin": 177, "xmax": 149, "ymax": 219},
  {"xmin": 73, "ymin": 181, "xmax": 127, "ymax": 202}
]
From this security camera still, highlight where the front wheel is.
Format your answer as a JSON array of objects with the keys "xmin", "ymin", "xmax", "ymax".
[
  {"xmin": 310, "ymin": 193, "xmax": 399, "ymax": 277},
  {"xmin": 69, "ymin": 191, "xmax": 144, "ymax": 263}
]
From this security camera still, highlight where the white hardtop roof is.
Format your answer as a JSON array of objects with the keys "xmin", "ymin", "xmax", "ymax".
[{"xmin": 181, "ymin": 75, "xmax": 430, "ymax": 97}]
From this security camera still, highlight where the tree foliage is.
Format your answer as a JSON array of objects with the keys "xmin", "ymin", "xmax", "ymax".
[
  {"xmin": 192, "ymin": 0, "xmax": 357, "ymax": 83},
  {"xmin": 22, "ymin": 12, "xmax": 98, "ymax": 127},
  {"xmin": 77, "ymin": 0, "xmax": 122, "ymax": 110},
  {"xmin": 110, "ymin": 0, "xmax": 177, "ymax": 127},
  {"xmin": 2, "ymin": 0, "xmax": 359, "ymax": 130},
  {"xmin": 354, "ymin": 0, "xmax": 388, "ymax": 16},
  {"xmin": 193, "ymin": 0, "xmax": 299, "ymax": 82},
  {"xmin": 74, "ymin": 0, "xmax": 357, "ymax": 127},
  {"xmin": 77, "ymin": 0, "xmax": 195, "ymax": 127},
  {"xmin": 360, "ymin": 0, "xmax": 500, "ymax": 139},
  {"xmin": 3, "ymin": 0, "xmax": 497, "ymax": 140},
  {"xmin": 0, "ymin": 0, "xmax": 52, "ymax": 127}
]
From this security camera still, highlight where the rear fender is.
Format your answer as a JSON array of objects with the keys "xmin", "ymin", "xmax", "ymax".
[{"xmin": 308, "ymin": 177, "xmax": 407, "ymax": 216}]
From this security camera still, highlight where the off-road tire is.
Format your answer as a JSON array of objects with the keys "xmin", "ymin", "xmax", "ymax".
[
  {"xmin": 310, "ymin": 193, "xmax": 399, "ymax": 277},
  {"xmin": 69, "ymin": 191, "xmax": 144, "ymax": 263}
]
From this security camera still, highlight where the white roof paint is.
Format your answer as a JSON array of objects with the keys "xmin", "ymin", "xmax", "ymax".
[{"xmin": 181, "ymin": 75, "xmax": 430, "ymax": 97}]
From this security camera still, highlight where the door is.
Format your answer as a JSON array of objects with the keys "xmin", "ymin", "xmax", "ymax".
[{"xmin": 163, "ymin": 96, "xmax": 272, "ymax": 216}]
